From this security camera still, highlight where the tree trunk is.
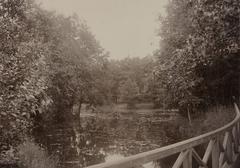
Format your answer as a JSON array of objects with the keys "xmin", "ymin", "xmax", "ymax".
[
  {"xmin": 78, "ymin": 101, "xmax": 82, "ymax": 128},
  {"xmin": 187, "ymin": 107, "xmax": 192, "ymax": 125}
]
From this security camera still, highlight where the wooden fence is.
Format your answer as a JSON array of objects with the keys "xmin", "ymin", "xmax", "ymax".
[{"xmin": 86, "ymin": 103, "xmax": 240, "ymax": 168}]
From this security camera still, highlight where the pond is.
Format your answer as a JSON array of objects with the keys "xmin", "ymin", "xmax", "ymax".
[{"xmin": 33, "ymin": 107, "xmax": 180, "ymax": 168}]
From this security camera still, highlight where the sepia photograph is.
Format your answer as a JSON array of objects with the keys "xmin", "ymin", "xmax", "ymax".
[{"xmin": 0, "ymin": 0, "xmax": 239, "ymax": 168}]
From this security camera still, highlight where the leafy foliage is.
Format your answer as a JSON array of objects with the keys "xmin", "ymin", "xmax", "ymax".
[
  {"xmin": 155, "ymin": 0, "xmax": 240, "ymax": 114},
  {"xmin": 0, "ymin": 0, "xmax": 108, "ymax": 158},
  {"xmin": 106, "ymin": 56, "xmax": 155, "ymax": 105},
  {"xmin": 0, "ymin": 0, "xmax": 50, "ymax": 153},
  {"xmin": 17, "ymin": 140, "xmax": 58, "ymax": 168},
  {"xmin": 119, "ymin": 78, "xmax": 139, "ymax": 108},
  {"xmin": 43, "ymin": 14, "xmax": 109, "ymax": 122}
]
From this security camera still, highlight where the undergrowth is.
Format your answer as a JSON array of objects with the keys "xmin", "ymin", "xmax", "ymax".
[
  {"xmin": 178, "ymin": 105, "xmax": 235, "ymax": 139},
  {"xmin": 17, "ymin": 140, "xmax": 58, "ymax": 168}
]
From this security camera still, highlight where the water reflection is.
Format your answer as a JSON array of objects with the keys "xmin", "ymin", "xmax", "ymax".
[
  {"xmin": 105, "ymin": 153, "xmax": 124, "ymax": 162},
  {"xmin": 34, "ymin": 110, "xmax": 179, "ymax": 168},
  {"xmin": 104, "ymin": 154, "xmax": 159, "ymax": 168}
]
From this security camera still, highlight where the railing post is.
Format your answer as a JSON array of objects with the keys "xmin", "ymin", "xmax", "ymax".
[
  {"xmin": 227, "ymin": 131, "xmax": 233, "ymax": 164},
  {"xmin": 183, "ymin": 149, "xmax": 192, "ymax": 168},
  {"xmin": 212, "ymin": 139, "xmax": 220, "ymax": 168},
  {"xmin": 232, "ymin": 126, "xmax": 239, "ymax": 154},
  {"xmin": 237, "ymin": 122, "xmax": 240, "ymax": 146},
  {"xmin": 238, "ymin": 122, "xmax": 240, "ymax": 152}
]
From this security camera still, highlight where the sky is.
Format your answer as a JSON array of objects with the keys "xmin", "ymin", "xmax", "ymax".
[{"xmin": 36, "ymin": 0, "xmax": 168, "ymax": 59}]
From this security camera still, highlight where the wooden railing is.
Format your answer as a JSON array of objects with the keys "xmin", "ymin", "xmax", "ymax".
[{"xmin": 86, "ymin": 103, "xmax": 240, "ymax": 168}]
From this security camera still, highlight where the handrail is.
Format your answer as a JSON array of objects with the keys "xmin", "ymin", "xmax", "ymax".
[{"xmin": 86, "ymin": 103, "xmax": 240, "ymax": 168}]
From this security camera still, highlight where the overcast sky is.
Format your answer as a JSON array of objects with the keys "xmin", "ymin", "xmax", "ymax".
[{"xmin": 36, "ymin": 0, "xmax": 168, "ymax": 59}]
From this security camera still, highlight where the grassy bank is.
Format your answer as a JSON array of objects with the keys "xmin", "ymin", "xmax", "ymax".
[
  {"xmin": 177, "ymin": 105, "xmax": 235, "ymax": 139},
  {"xmin": 1, "ymin": 140, "xmax": 58, "ymax": 168}
]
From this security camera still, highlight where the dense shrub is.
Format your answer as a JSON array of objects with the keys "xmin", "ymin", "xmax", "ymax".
[
  {"xmin": 155, "ymin": 0, "xmax": 240, "ymax": 113},
  {"xmin": 178, "ymin": 105, "xmax": 235, "ymax": 139},
  {"xmin": 17, "ymin": 140, "xmax": 58, "ymax": 168}
]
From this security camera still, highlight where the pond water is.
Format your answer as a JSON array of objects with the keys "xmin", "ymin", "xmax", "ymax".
[{"xmin": 34, "ymin": 109, "xmax": 180, "ymax": 168}]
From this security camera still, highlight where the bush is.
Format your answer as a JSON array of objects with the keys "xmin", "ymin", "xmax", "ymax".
[
  {"xmin": 179, "ymin": 105, "xmax": 235, "ymax": 139},
  {"xmin": 17, "ymin": 140, "xmax": 58, "ymax": 168},
  {"xmin": 157, "ymin": 105, "xmax": 235, "ymax": 168}
]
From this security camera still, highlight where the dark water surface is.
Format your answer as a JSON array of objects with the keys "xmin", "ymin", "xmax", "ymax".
[{"xmin": 34, "ymin": 110, "xmax": 179, "ymax": 168}]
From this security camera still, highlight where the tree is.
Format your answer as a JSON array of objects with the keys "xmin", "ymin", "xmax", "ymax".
[
  {"xmin": 0, "ymin": 0, "xmax": 50, "ymax": 154},
  {"xmin": 119, "ymin": 78, "xmax": 139, "ymax": 108},
  {"xmin": 42, "ymin": 14, "xmax": 109, "ymax": 125},
  {"xmin": 155, "ymin": 0, "xmax": 240, "ymax": 117},
  {"xmin": 0, "ymin": 0, "xmax": 110, "ymax": 159},
  {"xmin": 106, "ymin": 56, "xmax": 156, "ymax": 105}
]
